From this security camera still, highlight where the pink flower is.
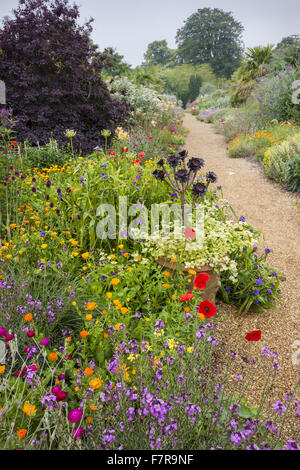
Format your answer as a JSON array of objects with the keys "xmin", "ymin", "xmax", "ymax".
[
  {"xmin": 138, "ymin": 152, "xmax": 145, "ymax": 158},
  {"xmin": 148, "ymin": 136, "xmax": 153, "ymax": 140},
  {"xmin": 68, "ymin": 408, "xmax": 83, "ymax": 423},
  {"xmin": 0, "ymin": 327, "xmax": 6, "ymax": 337},
  {"xmin": 27, "ymin": 330, "xmax": 35, "ymax": 338},
  {"xmin": 184, "ymin": 227, "xmax": 196, "ymax": 240},
  {"xmin": 5, "ymin": 333, "xmax": 14, "ymax": 342},
  {"xmin": 72, "ymin": 427, "xmax": 84, "ymax": 439},
  {"xmin": 51, "ymin": 386, "xmax": 61, "ymax": 394},
  {"xmin": 40, "ymin": 338, "xmax": 50, "ymax": 346},
  {"xmin": 55, "ymin": 390, "xmax": 68, "ymax": 402}
]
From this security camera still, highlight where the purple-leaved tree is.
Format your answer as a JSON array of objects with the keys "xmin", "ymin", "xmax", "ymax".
[{"xmin": 0, "ymin": 0, "xmax": 133, "ymax": 154}]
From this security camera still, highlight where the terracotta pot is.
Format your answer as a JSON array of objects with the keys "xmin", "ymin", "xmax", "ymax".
[{"xmin": 156, "ymin": 257, "xmax": 220, "ymax": 303}]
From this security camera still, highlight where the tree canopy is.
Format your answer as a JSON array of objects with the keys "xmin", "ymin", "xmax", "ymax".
[{"xmin": 175, "ymin": 8, "xmax": 244, "ymax": 78}]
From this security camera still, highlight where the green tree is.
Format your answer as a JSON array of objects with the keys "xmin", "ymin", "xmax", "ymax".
[
  {"xmin": 144, "ymin": 40, "xmax": 173, "ymax": 66},
  {"xmin": 101, "ymin": 47, "xmax": 131, "ymax": 77},
  {"xmin": 175, "ymin": 8, "xmax": 244, "ymax": 78},
  {"xmin": 188, "ymin": 74, "xmax": 203, "ymax": 103}
]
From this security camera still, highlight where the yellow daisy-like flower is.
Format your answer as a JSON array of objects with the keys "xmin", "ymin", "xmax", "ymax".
[
  {"xmin": 85, "ymin": 314, "xmax": 92, "ymax": 321},
  {"xmin": 111, "ymin": 278, "xmax": 120, "ymax": 286},
  {"xmin": 41, "ymin": 244, "xmax": 48, "ymax": 249},
  {"xmin": 82, "ymin": 252, "xmax": 89, "ymax": 260},
  {"xmin": 121, "ymin": 307, "xmax": 128, "ymax": 314},
  {"xmin": 0, "ymin": 365, "xmax": 5, "ymax": 374},
  {"xmin": 106, "ymin": 292, "xmax": 112, "ymax": 299}
]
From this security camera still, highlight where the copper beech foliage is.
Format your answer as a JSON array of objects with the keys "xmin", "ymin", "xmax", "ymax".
[{"xmin": 0, "ymin": 0, "xmax": 133, "ymax": 153}]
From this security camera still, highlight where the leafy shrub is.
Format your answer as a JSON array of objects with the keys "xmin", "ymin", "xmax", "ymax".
[
  {"xmin": 263, "ymin": 134, "xmax": 300, "ymax": 183},
  {"xmin": 22, "ymin": 140, "xmax": 71, "ymax": 169},
  {"xmin": 218, "ymin": 245, "xmax": 282, "ymax": 313},
  {"xmin": 285, "ymin": 155, "xmax": 300, "ymax": 192},
  {"xmin": 0, "ymin": 0, "xmax": 132, "ymax": 154}
]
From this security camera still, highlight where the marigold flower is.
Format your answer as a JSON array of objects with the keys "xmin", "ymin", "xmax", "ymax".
[
  {"xmin": 111, "ymin": 278, "xmax": 120, "ymax": 286},
  {"xmin": 17, "ymin": 429, "xmax": 27, "ymax": 439},
  {"xmin": 23, "ymin": 403, "xmax": 37, "ymax": 416},
  {"xmin": 162, "ymin": 283, "xmax": 169, "ymax": 289},
  {"xmin": 89, "ymin": 378, "xmax": 102, "ymax": 389},
  {"xmin": 121, "ymin": 307, "xmax": 128, "ymax": 314},
  {"xmin": 103, "ymin": 333, "xmax": 109, "ymax": 339},
  {"xmin": 49, "ymin": 352, "xmax": 58, "ymax": 361},
  {"xmin": 24, "ymin": 314, "xmax": 32, "ymax": 322},
  {"xmin": 85, "ymin": 302, "xmax": 98, "ymax": 310},
  {"xmin": 90, "ymin": 404, "xmax": 97, "ymax": 411},
  {"xmin": 80, "ymin": 330, "xmax": 89, "ymax": 338},
  {"xmin": 85, "ymin": 314, "xmax": 92, "ymax": 321},
  {"xmin": 82, "ymin": 252, "xmax": 89, "ymax": 260},
  {"xmin": 84, "ymin": 367, "xmax": 94, "ymax": 376},
  {"xmin": 0, "ymin": 365, "xmax": 5, "ymax": 374},
  {"xmin": 106, "ymin": 292, "xmax": 112, "ymax": 299}
]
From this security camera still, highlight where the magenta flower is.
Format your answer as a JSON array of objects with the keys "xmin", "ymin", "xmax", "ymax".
[
  {"xmin": 68, "ymin": 408, "xmax": 83, "ymax": 423},
  {"xmin": 27, "ymin": 330, "xmax": 35, "ymax": 338},
  {"xmin": 72, "ymin": 427, "xmax": 84, "ymax": 439},
  {"xmin": 0, "ymin": 327, "xmax": 6, "ymax": 337},
  {"xmin": 40, "ymin": 338, "xmax": 50, "ymax": 346},
  {"xmin": 5, "ymin": 333, "xmax": 14, "ymax": 342}
]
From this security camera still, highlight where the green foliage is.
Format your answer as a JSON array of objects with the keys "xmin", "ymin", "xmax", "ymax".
[
  {"xmin": 100, "ymin": 47, "xmax": 132, "ymax": 77},
  {"xmin": 175, "ymin": 7, "xmax": 244, "ymax": 78},
  {"xmin": 285, "ymin": 155, "xmax": 300, "ymax": 192},
  {"xmin": 230, "ymin": 45, "xmax": 274, "ymax": 106},
  {"xmin": 218, "ymin": 245, "xmax": 282, "ymax": 314},
  {"xmin": 160, "ymin": 64, "xmax": 217, "ymax": 107},
  {"xmin": 21, "ymin": 140, "xmax": 71, "ymax": 168},
  {"xmin": 188, "ymin": 74, "xmax": 203, "ymax": 103},
  {"xmin": 143, "ymin": 40, "xmax": 174, "ymax": 66}
]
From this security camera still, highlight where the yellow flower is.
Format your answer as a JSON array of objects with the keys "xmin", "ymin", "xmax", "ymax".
[
  {"xmin": 111, "ymin": 278, "xmax": 120, "ymax": 286},
  {"xmin": 85, "ymin": 314, "xmax": 92, "ymax": 321},
  {"xmin": 0, "ymin": 365, "xmax": 5, "ymax": 374},
  {"xmin": 72, "ymin": 301, "xmax": 77, "ymax": 306},
  {"xmin": 85, "ymin": 302, "xmax": 98, "ymax": 310},
  {"xmin": 109, "ymin": 254, "xmax": 115, "ymax": 259},
  {"xmin": 23, "ymin": 403, "xmax": 37, "ymax": 416},
  {"xmin": 41, "ymin": 244, "xmax": 48, "ymax": 249},
  {"xmin": 89, "ymin": 378, "xmax": 102, "ymax": 389},
  {"xmin": 82, "ymin": 252, "xmax": 89, "ymax": 260},
  {"xmin": 162, "ymin": 283, "xmax": 169, "ymax": 289},
  {"xmin": 89, "ymin": 404, "xmax": 97, "ymax": 411},
  {"xmin": 80, "ymin": 330, "xmax": 89, "ymax": 338},
  {"xmin": 106, "ymin": 292, "xmax": 112, "ymax": 299},
  {"xmin": 24, "ymin": 314, "xmax": 32, "ymax": 322},
  {"xmin": 188, "ymin": 269, "xmax": 196, "ymax": 275},
  {"xmin": 121, "ymin": 307, "xmax": 128, "ymax": 314}
]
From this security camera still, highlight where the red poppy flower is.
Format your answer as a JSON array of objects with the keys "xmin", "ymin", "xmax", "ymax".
[
  {"xmin": 180, "ymin": 291, "xmax": 195, "ymax": 302},
  {"xmin": 245, "ymin": 330, "xmax": 261, "ymax": 342},
  {"xmin": 109, "ymin": 151, "xmax": 115, "ymax": 156},
  {"xmin": 134, "ymin": 158, "xmax": 141, "ymax": 164},
  {"xmin": 122, "ymin": 147, "xmax": 128, "ymax": 152},
  {"xmin": 138, "ymin": 152, "xmax": 145, "ymax": 158},
  {"xmin": 11, "ymin": 141, "xmax": 18, "ymax": 146},
  {"xmin": 193, "ymin": 273, "xmax": 210, "ymax": 290},
  {"xmin": 198, "ymin": 300, "xmax": 216, "ymax": 318}
]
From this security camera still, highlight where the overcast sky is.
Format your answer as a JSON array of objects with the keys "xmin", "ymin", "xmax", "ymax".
[{"xmin": 0, "ymin": 0, "xmax": 299, "ymax": 67}]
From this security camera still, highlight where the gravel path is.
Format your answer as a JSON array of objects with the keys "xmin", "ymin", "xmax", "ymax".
[{"xmin": 184, "ymin": 114, "xmax": 300, "ymax": 427}]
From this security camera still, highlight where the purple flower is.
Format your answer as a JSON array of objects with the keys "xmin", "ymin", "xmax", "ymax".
[{"xmin": 273, "ymin": 400, "xmax": 286, "ymax": 415}]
